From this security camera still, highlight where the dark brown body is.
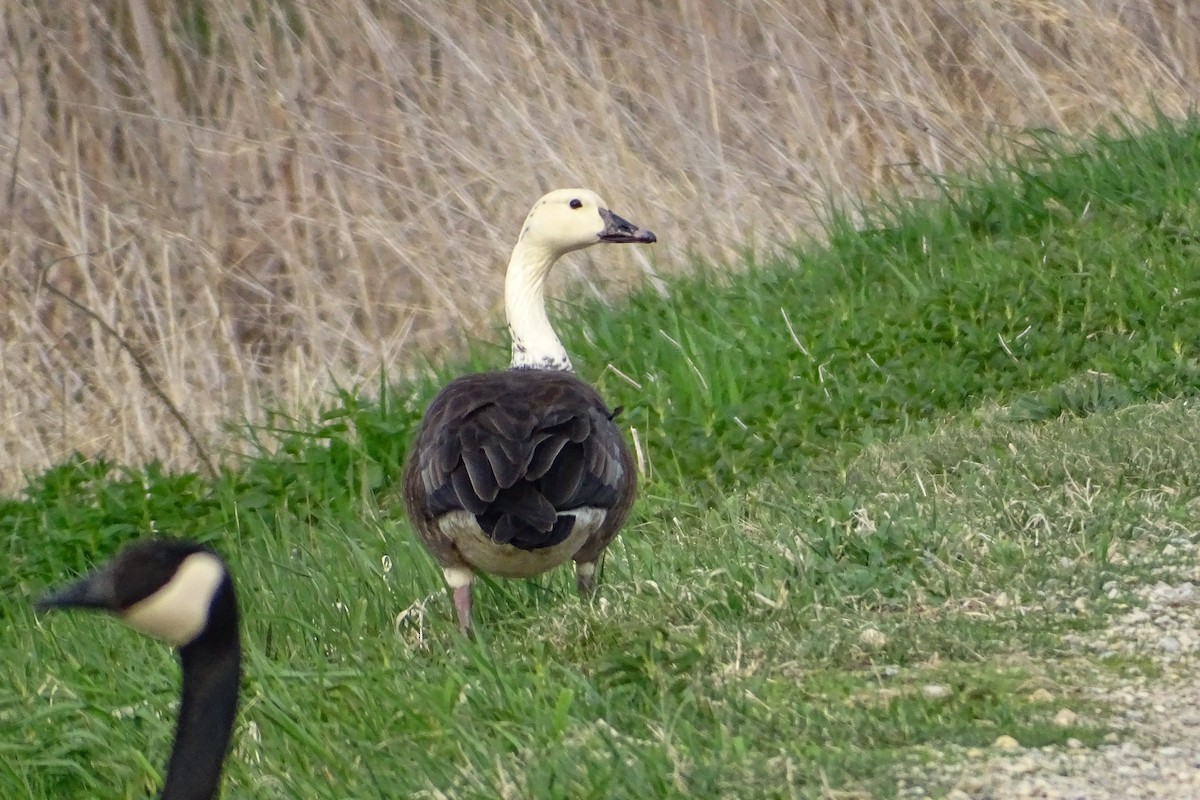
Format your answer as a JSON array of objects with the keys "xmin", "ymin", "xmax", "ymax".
[{"xmin": 402, "ymin": 369, "xmax": 635, "ymax": 607}]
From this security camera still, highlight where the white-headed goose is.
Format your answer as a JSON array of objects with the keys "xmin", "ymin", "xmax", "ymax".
[
  {"xmin": 402, "ymin": 188, "xmax": 657, "ymax": 633},
  {"xmin": 37, "ymin": 539, "xmax": 240, "ymax": 800}
]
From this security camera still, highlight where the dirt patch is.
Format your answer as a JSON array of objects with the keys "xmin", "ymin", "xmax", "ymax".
[{"xmin": 903, "ymin": 547, "xmax": 1200, "ymax": 799}]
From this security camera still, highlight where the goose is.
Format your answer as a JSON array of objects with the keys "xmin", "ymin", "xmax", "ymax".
[
  {"xmin": 36, "ymin": 539, "xmax": 241, "ymax": 800},
  {"xmin": 401, "ymin": 188, "xmax": 657, "ymax": 633}
]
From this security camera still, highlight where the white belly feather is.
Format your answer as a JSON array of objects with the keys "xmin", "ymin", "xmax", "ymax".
[{"xmin": 436, "ymin": 507, "xmax": 606, "ymax": 578}]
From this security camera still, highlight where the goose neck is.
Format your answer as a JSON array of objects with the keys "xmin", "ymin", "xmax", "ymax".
[
  {"xmin": 504, "ymin": 240, "xmax": 572, "ymax": 371},
  {"xmin": 161, "ymin": 598, "xmax": 241, "ymax": 800}
]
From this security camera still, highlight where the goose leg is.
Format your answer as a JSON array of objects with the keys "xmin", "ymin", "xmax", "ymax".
[
  {"xmin": 453, "ymin": 585, "xmax": 473, "ymax": 633},
  {"xmin": 444, "ymin": 567, "xmax": 474, "ymax": 634},
  {"xmin": 575, "ymin": 560, "xmax": 598, "ymax": 598}
]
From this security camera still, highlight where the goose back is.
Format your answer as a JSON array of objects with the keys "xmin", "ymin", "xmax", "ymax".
[{"xmin": 402, "ymin": 369, "xmax": 635, "ymax": 574}]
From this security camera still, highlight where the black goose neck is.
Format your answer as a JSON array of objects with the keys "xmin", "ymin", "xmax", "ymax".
[{"xmin": 161, "ymin": 578, "xmax": 241, "ymax": 800}]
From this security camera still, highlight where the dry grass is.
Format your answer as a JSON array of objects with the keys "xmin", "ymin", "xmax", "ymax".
[{"xmin": 0, "ymin": 0, "xmax": 1197, "ymax": 491}]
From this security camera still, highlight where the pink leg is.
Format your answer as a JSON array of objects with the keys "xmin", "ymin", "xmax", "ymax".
[
  {"xmin": 575, "ymin": 560, "xmax": 598, "ymax": 598},
  {"xmin": 444, "ymin": 567, "xmax": 475, "ymax": 635},
  {"xmin": 452, "ymin": 583, "xmax": 473, "ymax": 634}
]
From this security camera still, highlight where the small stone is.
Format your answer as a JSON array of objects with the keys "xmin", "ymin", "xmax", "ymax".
[
  {"xmin": 993, "ymin": 735, "xmax": 1021, "ymax": 750},
  {"xmin": 1011, "ymin": 755, "xmax": 1039, "ymax": 774},
  {"xmin": 1159, "ymin": 635, "xmax": 1181, "ymax": 653},
  {"xmin": 1028, "ymin": 688, "xmax": 1054, "ymax": 704},
  {"xmin": 946, "ymin": 791, "xmax": 971, "ymax": 800},
  {"xmin": 922, "ymin": 684, "xmax": 952, "ymax": 700},
  {"xmin": 1066, "ymin": 738, "xmax": 1083, "ymax": 749},
  {"xmin": 1053, "ymin": 708, "xmax": 1078, "ymax": 727},
  {"xmin": 859, "ymin": 626, "xmax": 887, "ymax": 648}
]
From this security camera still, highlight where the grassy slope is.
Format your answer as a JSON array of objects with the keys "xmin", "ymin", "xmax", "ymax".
[{"xmin": 4, "ymin": 116, "xmax": 1200, "ymax": 798}]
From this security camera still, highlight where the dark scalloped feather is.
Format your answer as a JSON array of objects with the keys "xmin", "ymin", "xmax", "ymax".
[{"xmin": 402, "ymin": 369, "xmax": 636, "ymax": 559}]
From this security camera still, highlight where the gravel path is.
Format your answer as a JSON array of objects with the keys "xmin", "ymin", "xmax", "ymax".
[{"xmin": 902, "ymin": 556, "xmax": 1200, "ymax": 799}]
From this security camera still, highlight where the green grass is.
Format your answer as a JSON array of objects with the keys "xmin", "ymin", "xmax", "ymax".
[{"xmin": 6, "ymin": 114, "xmax": 1200, "ymax": 798}]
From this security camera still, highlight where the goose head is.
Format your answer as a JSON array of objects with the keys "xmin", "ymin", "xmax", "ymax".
[
  {"xmin": 37, "ymin": 539, "xmax": 231, "ymax": 648},
  {"xmin": 517, "ymin": 188, "xmax": 657, "ymax": 258},
  {"xmin": 506, "ymin": 189, "xmax": 657, "ymax": 370},
  {"xmin": 37, "ymin": 539, "xmax": 241, "ymax": 800}
]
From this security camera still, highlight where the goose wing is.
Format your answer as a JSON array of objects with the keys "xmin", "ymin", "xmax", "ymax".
[{"xmin": 402, "ymin": 370, "xmax": 634, "ymax": 556}]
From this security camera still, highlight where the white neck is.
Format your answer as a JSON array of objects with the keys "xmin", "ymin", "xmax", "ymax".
[{"xmin": 504, "ymin": 238, "xmax": 573, "ymax": 371}]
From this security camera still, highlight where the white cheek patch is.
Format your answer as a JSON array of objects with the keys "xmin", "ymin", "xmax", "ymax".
[{"xmin": 122, "ymin": 552, "xmax": 226, "ymax": 646}]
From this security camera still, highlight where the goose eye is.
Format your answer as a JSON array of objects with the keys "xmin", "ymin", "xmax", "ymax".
[{"xmin": 569, "ymin": 198, "xmax": 582, "ymax": 210}]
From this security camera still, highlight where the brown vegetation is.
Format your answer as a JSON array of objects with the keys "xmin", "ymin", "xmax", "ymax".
[{"xmin": 0, "ymin": 1, "xmax": 1197, "ymax": 491}]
